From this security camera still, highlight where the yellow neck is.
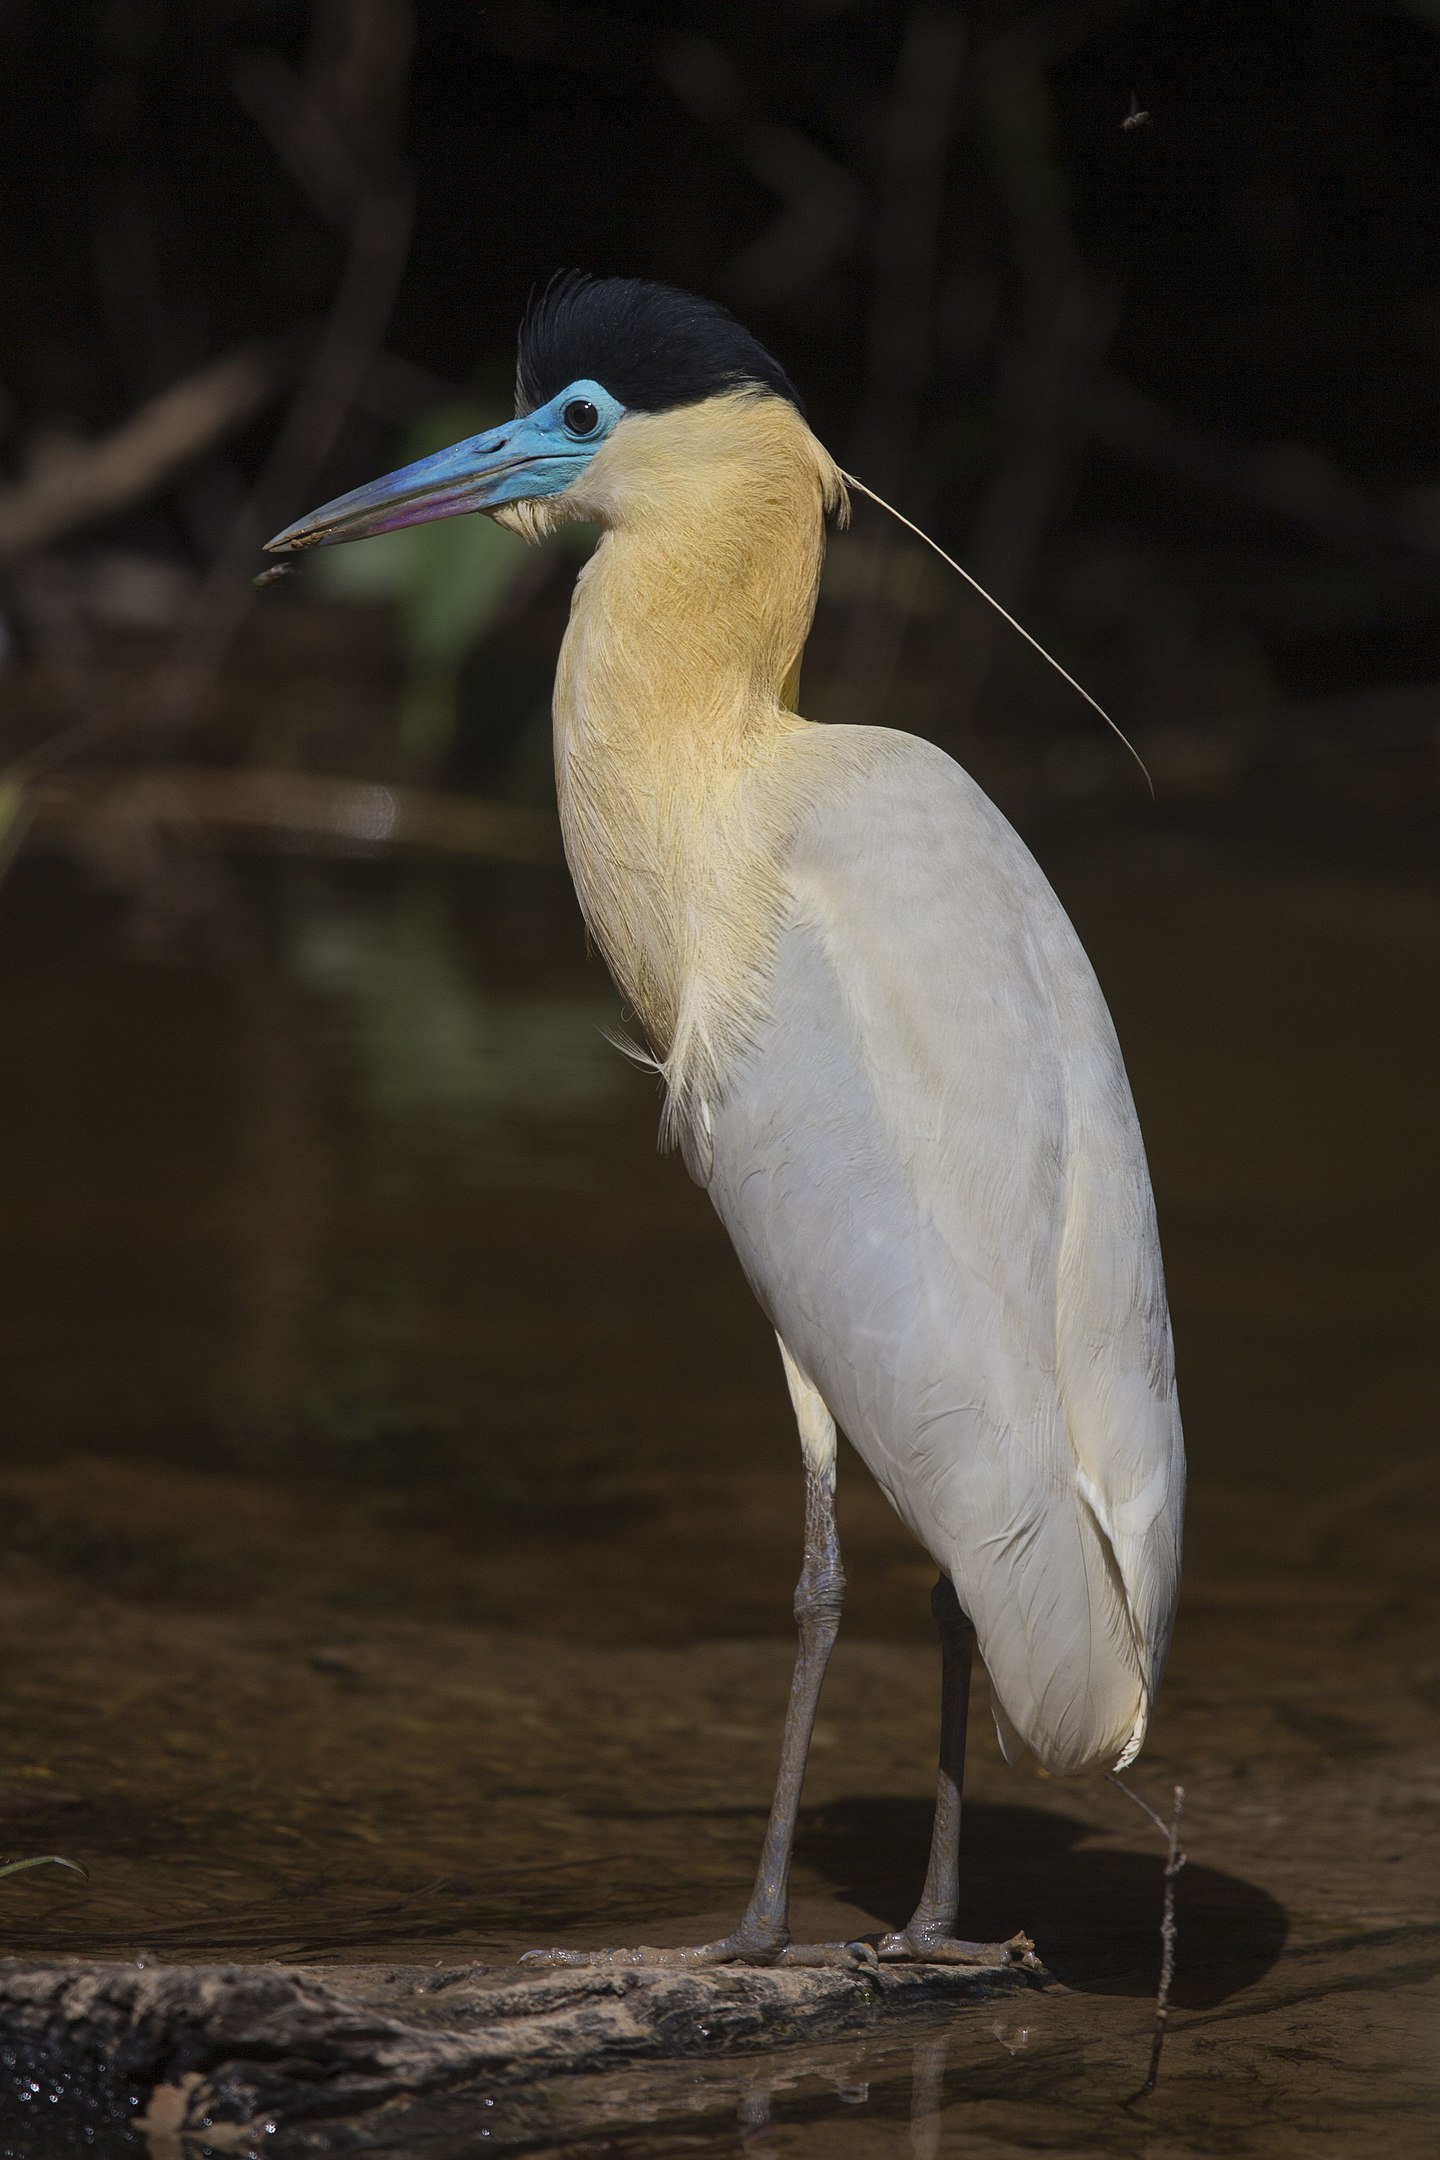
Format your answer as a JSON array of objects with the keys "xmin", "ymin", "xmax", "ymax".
[{"xmin": 550, "ymin": 394, "xmax": 846, "ymax": 1101}]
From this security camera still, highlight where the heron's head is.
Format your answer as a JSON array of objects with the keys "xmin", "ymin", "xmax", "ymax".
[{"xmin": 266, "ymin": 276, "xmax": 837, "ymax": 556}]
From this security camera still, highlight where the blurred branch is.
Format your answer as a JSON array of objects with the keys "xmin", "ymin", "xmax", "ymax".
[
  {"xmin": 232, "ymin": 48, "xmax": 376, "ymax": 226},
  {"xmin": 304, "ymin": 0, "xmax": 416, "ymax": 150},
  {"xmin": 153, "ymin": 175, "xmax": 414, "ymax": 726},
  {"xmin": 990, "ymin": 0, "xmax": 1141, "ymax": 72},
  {"xmin": 42, "ymin": 767, "xmax": 553, "ymax": 864},
  {"xmin": 0, "ymin": 347, "xmax": 277, "ymax": 566},
  {"xmin": 154, "ymin": 9, "xmax": 418, "ymax": 730},
  {"xmin": 0, "ymin": 0, "xmax": 419, "ymax": 814},
  {"xmin": 0, "ymin": 776, "xmax": 31, "ymax": 885},
  {"xmin": 833, "ymin": 7, "xmax": 968, "ymax": 720},
  {"xmin": 855, "ymin": 7, "xmax": 969, "ymax": 471},
  {"xmin": 941, "ymin": 18, "xmax": 1122, "ymax": 727},
  {"xmin": 653, "ymin": 34, "xmax": 860, "ymax": 302}
]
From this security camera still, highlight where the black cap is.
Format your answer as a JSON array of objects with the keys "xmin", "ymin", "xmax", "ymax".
[{"xmin": 516, "ymin": 274, "xmax": 804, "ymax": 419}]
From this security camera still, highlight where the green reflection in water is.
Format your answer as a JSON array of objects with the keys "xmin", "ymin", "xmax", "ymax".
[{"xmin": 287, "ymin": 884, "xmax": 625, "ymax": 1185}]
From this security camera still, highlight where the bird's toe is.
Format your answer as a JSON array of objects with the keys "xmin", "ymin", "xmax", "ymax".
[
  {"xmin": 776, "ymin": 1938, "xmax": 880, "ymax": 1971},
  {"xmin": 875, "ymin": 1927, "xmax": 1038, "ymax": 1968}
]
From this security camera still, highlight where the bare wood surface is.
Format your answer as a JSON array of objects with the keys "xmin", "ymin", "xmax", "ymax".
[{"xmin": 0, "ymin": 1951, "xmax": 1041, "ymax": 2150}]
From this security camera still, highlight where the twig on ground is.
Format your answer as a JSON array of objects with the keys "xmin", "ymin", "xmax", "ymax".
[
  {"xmin": 1105, "ymin": 1771, "xmax": 1186, "ymax": 2099},
  {"xmin": 0, "ymin": 1855, "xmax": 89, "ymax": 1883}
]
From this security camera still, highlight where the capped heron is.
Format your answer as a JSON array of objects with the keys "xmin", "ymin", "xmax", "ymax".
[{"xmin": 268, "ymin": 276, "xmax": 1185, "ymax": 1970}]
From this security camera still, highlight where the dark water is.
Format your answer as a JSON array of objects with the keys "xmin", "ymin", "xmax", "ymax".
[{"xmin": 0, "ymin": 808, "xmax": 1436, "ymax": 2155}]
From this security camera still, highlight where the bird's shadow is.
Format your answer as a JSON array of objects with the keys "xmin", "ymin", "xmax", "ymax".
[{"xmin": 795, "ymin": 1794, "xmax": 1287, "ymax": 2008}]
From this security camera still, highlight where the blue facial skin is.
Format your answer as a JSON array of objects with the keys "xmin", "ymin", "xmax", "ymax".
[{"xmin": 265, "ymin": 379, "xmax": 625, "ymax": 554}]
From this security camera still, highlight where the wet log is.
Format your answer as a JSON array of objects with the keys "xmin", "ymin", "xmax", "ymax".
[{"xmin": 0, "ymin": 1950, "xmax": 1042, "ymax": 2151}]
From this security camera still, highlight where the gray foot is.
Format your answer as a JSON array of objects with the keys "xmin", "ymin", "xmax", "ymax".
[
  {"xmin": 520, "ymin": 1932, "xmax": 879, "ymax": 1973},
  {"xmin": 875, "ymin": 1926, "xmax": 1039, "ymax": 1969}
]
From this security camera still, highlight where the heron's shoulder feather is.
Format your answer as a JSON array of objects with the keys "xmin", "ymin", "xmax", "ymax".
[{"xmin": 704, "ymin": 724, "xmax": 1184, "ymax": 1771}]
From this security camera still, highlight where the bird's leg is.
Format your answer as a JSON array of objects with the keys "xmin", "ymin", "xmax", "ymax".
[
  {"xmin": 522, "ymin": 1346, "xmax": 871, "ymax": 1970},
  {"xmin": 708, "ymin": 1435, "xmax": 848, "ymax": 1963},
  {"xmin": 876, "ymin": 1575, "xmax": 1036, "ymax": 1968},
  {"xmin": 877, "ymin": 1575, "xmax": 973, "ymax": 1958}
]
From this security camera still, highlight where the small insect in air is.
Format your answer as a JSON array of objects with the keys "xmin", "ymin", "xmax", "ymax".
[
  {"xmin": 252, "ymin": 562, "xmax": 297, "ymax": 589},
  {"xmin": 1121, "ymin": 90, "xmax": 1152, "ymax": 131}
]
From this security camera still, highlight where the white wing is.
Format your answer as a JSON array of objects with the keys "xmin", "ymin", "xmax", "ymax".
[{"xmin": 700, "ymin": 726, "xmax": 1184, "ymax": 1775}]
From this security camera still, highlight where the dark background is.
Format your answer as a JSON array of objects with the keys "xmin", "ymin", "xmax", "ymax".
[{"xmin": 2, "ymin": 0, "xmax": 1438, "ymax": 815}]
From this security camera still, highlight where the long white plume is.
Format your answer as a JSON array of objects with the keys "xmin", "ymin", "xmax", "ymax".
[{"xmin": 839, "ymin": 469, "xmax": 1154, "ymax": 798}]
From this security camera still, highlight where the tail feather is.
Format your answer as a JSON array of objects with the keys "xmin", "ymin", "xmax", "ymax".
[{"xmin": 948, "ymin": 1468, "xmax": 1155, "ymax": 1776}]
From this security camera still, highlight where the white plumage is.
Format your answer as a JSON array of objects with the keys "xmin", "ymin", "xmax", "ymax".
[{"xmin": 701, "ymin": 725, "xmax": 1183, "ymax": 1776}]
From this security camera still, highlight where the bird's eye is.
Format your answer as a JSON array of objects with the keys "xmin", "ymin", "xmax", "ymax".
[{"xmin": 562, "ymin": 398, "xmax": 600, "ymax": 438}]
